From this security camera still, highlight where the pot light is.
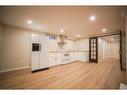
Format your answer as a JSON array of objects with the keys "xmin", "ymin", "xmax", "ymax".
[
  {"xmin": 27, "ymin": 20, "xmax": 32, "ymax": 24},
  {"xmin": 110, "ymin": 38, "xmax": 114, "ymax": 41},
  {"xmin": 90, "ymin": 16, "xmax": 96, "ymax": 21},
  {"xmin": 102, "ymin": 28, "xmax": 107, "ymax": 32},
  {"xmin": 77, "ymin": 34, "xmax": 80, "ymax": 37},
  {"xmin": 60, "ymin": 29, "xmax": 64, "ymax": 33}
]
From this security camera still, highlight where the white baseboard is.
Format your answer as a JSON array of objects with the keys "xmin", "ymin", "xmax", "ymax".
[{"xmin": 0, "ymin": 66, "xmax": 30, "ymax": 73}]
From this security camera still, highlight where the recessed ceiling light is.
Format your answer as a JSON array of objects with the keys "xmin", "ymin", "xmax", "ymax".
[
  {"xmin": 60, "ymin": 29, "xmax": 64, "ymax": 33},
  {"xmin": 110, "ymin": 38, "xmax": 114, "ymax": 41},
  {"xmin": 102, "ymin": 28, "xmax": 107, "ymax": 32},
  {"xmin": 77, "ymin": 34, "xmax": 80, "ymax": 37},
  {"xmin": 90, "ymin": 16, "xmax": 96, "ymax": 21},
  {"xmin": 27, "ymin": 20, "xmax": 32, "ymax": 24}
]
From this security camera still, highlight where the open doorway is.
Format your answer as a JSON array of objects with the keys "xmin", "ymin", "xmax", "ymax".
[
  {"xmin": 98, "ymin": 34, "xmax": 120, "ymax": 62},
  {"xmin": 89, "ymin": 34, "xmax": 121, "ymax": 64}
]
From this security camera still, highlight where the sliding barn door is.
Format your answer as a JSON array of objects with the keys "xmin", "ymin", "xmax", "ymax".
[{"xmin": 89, "ymin": 37, "xmax": 98, "ymax": 63}]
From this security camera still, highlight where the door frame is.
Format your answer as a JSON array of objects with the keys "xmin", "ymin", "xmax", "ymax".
[{"xmin": 96, "ymin": 32, "xmax": 121, "ymax": 69}]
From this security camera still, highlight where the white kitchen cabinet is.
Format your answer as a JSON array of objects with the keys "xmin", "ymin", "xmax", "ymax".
[
  {"xmin": 31, "ymin": 52, "xmax": 40, "ymax": 71},
  {"xmin": 62, "ymin": 59, "xmax": 71, "ymax": 64},
  {"xmin": 49, "ymin": 53, "xmax": 62, "ymax": 67},
  {"xmin": 70, "ymin": 52, "xmax": 73, "ymax": 62},
  {"xmin": 75, "ymin": 52, "xmax": 79, "ymax": 61},
  {"xmin": 62, "ymin": 52, "xmax": 71, "ymax": 65},
  {"xmin": 70, "ymin": 52, "xmax": 77, "ymax": 62},
  {"xmin": 62, "ymin": 52, "xmax": 77, "ymax": 64},
  {"xmin": 57, "ymin": 53, "xmax": 62, "ymax": 65},
  {"xmin": 49, "ymin": 51, "xmax": 89, "ymax": 67},
  {"xmin": 64, "ymin": 58, "xmax": 72, "ymax": 64},
  {"xmin": 31, "ymin": 33, "xmax": 40, "ymax": 43},
  {"xmin": 76, "ymin": 52, "xmax": 89, "ymax": 62},
  {"xmin": 39, "ymin": 35, "xmax": 49, "ymax": 69},
  {"xmin": 78, "ymin": 52, "xmax": 85, "ymax": 61},
  {"xmin": 85, "ymin": 52, "xmax": 89, "ymax": 62},
  {"xmin": 49, "ymin": 54, "xmax": 57, "ymax": 67}
]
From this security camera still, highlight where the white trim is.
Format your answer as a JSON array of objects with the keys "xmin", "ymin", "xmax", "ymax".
[{"xmin": 0, "ymin": 66, "xmax": 30, "ymax": 73}]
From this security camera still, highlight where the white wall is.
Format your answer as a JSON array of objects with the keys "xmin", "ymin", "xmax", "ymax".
[
  {"xmin": 98, "ymin": 38, "xmax": 109, "ymax": 61},
  {"xmin": 0, "ymin": 25, "xmax": 31, "ymax": 72},
  {"xmin": 108, "ymin": 41, "xmax": 120, "ymax": 58}
]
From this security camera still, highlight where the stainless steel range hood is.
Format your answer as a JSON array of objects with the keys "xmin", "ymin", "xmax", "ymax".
[{"xmin": 57, "ymin": 35, "xmax": 67, "ymax": 45}]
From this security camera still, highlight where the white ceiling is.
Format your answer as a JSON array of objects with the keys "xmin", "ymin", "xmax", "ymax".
[{"xmin": 0, "ymin": 6, "xmax": 126, "ymax": 38}]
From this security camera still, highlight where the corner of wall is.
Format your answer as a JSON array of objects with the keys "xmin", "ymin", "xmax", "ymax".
[{"xmin": 0, "ymin": 24, "xmax": 3, "ymax": 71}]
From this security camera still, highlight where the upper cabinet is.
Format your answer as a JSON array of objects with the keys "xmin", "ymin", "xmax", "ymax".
[
  {"xmin": 64, "ymin": 39, "xmax": 76, "ymax": 51},
  {"xmin": 31, "ymin": 33, "xmax": 40, "ymax": 43}
]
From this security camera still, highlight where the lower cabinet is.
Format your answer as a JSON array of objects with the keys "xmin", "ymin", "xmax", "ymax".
[
  {"xmin": 70, "ymin": 52, "xmax": 77, "ymax": 62},
  {"xmin": 49, "ymin": 53, "xmax": 62, "ymax": 67},
  {"xmin": 62, "ymin": 59, "xmax": 71, "ymax": 65},
  {"xmin": 49, "ymin": 52, "xmax": 89, "ymax": 67},
  {"xmin": 76, "ymin": 52, "xmax": 89, "ymax": 62},
  {"xmin": 77, "ymin": 52, "xmax": 85, "ymax": 61}
]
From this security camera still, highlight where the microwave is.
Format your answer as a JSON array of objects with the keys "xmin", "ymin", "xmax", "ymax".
[{"xmin": 32, "ymin": 43, "xmax": 41, "ymax": 51}]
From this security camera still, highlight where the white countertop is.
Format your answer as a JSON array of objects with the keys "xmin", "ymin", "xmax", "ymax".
[{"xmin": 49, "ymin": 50, "xmax": 89, "ymax": 53}]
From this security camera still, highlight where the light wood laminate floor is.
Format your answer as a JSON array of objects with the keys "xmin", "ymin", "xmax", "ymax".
[{"xmin": 0, "ymin": 58, "xmax": 124, "ymax": 89}]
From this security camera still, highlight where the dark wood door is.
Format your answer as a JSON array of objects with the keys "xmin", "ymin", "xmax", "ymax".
[{"xmin": 89, "ymin": 37, "xmax": 98, "ymax": 63}]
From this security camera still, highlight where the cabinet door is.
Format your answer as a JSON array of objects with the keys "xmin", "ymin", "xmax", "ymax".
[
  {"xmin": 56, "ymin": 53, "xmax": 62, "ymax": 65},
  {"xmin": 39, "ymin": 35, "xmax": 49, "ymax": 69},
  {"xmin": 31, "ymin": 52, "xmax": 40, "ymax": 71},
  {"xmin": 31, "ymin": 33, "xmax": 40, "ymax": 43},
  {"xmin": 78, "ymin": 52, "xmax": 82, "ymax": 61},
  {"xmin": 49, "ymin": 53, "xmax": 62, "ymax": 67},
  {"xmin": 49, "ymin": 53, "xmax": 57, "ymax": 67},
  {"xmin": 49, "ymin": 54, "xmax": 56, "ymax": 67},
  {"xmin": 70, "ymin": 52, "xmax": 75, "ymax": 62},
  {"xmin": 70, "ymin": 52, "xmax": 73, "ymax": 62},
  {"xmin": 78, "ymin": 52, "xmax": 85, "ymax": 61},
  {"xmin": 75, "ymin": 52, "xmax": 79, "ymax": 61}
]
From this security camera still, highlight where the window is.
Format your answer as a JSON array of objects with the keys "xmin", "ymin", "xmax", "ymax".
[{"xmin": 48, "ymin": 35, "xmax": 56, "ymax": 40}]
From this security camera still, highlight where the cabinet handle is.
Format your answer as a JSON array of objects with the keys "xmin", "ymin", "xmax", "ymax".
[{"xmin": 39, "ymin": 44, "xmax": 41, "ymax": 51}]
